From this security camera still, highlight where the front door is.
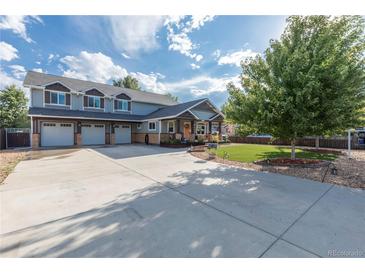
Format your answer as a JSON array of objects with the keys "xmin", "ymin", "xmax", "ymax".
[{"xmin": 184, "ymin": 122, "xmax": 191, "ymax": 139}]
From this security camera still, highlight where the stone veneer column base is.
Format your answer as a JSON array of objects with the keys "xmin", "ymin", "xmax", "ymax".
[
  {"xmin": 76, "ymin": 133, "xmax": 82, "ymax": 146},
  {"xmin": 110, "ymin": 133, "xmax": 115, "ymax": 145},
  {"xmin": 32, "ymin": 133, "xmax": 40, "ymax": 149}
]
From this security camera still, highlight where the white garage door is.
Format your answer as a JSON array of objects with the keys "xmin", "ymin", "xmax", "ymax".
[
  {"xmin": 81, "ymin": 124, "xmax": 105, "ymax": 145},
  {"xmin": 41, "ymin": 122, "xmax": 74, "ymax": 147},
  {"xmin": 115, "ymin": 124, "xmax": 131, "ymax": 144}
]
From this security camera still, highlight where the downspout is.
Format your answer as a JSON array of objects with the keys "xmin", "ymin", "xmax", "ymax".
[
  {"xmin": 30, "ymin": 116, "xmax": 33, "ymax": 148},
  {"xmin": 158, "ymin": 120, "xmax": 161, "ymax": 144}
]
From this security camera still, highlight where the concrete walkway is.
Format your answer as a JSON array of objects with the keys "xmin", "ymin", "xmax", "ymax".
[{"xmin": 1, "ymin": 145, "xmax": 364, "ymax": 257}]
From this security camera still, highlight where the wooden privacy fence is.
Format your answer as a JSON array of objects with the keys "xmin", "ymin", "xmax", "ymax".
[
  {"xmin": 5, "ymin": 128, "xmax": 31, "ymax": 149},
  {"xmin": 228, "ymin": 136, "xmax": 361, "ymax": 149},
  {"xmin": 0, "ymin": 129, "xmax": 5, "ymax": 150}
]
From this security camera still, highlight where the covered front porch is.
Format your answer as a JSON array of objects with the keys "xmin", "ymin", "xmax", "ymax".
[{"xmin": 159, "ymin": 100, "xmax": 224, "ymax": 144}]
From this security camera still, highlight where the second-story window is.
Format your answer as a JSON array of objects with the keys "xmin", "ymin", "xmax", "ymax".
[
  {"xmin": 117, "ymin": 99, "xmax": 129, "ymax": 111},
  {"xmin": 88, "ymin": 96, "xmax": 101, "ymax": 108},
  {"xmin": 50, "ymin": 91, "xmax": 66, "ymax": 105}
]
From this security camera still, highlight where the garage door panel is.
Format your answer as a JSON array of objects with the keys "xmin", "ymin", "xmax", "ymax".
[
  {"xmin": 115, "ymin": 125, "xmax": 131, "ymax": 144},
  {"xmin": 81, "ymin": 124, "xmax": 105, "ymax": 145},
  {"xmin": 41, "ymin": 122, "xmax": 74, "ymax": 147}
]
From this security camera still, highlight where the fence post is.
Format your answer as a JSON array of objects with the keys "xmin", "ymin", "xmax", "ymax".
[
  {"xmin": 5, "ymin": 128, "xmax": 8, "ymax": 149},
  {"xmin": 348, "ymin": 129, "xmax": 351, "ymax": 159}
]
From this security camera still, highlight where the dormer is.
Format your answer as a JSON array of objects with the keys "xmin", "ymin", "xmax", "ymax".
[
  {"xmin": 44, "ymin": 81, "xmax": 71, "ymax": 108},
  {"xmin": 114, "ymin": 93, "xmax": 131, "ymax": 112},
  {"xmin": 83, "ymin": 88, "xmax": 105, "ymax": 111}
]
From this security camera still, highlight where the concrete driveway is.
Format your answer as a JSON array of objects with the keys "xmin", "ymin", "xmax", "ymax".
[{"xmin": 1, "ymin": 144, "xmax": 364, "ymax": 257}]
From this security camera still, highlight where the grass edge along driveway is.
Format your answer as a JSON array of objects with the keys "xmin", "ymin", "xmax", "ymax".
[{"xmin": 211, "ymin": 144, "xmax": 338, "ymax": 163}]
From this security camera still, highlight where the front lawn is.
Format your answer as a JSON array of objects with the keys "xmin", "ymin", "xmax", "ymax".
[{"xmin": 211, "ymin": 144, "xmax": 338, "ymax": 163}]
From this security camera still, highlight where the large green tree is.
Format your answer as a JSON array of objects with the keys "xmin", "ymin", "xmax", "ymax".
[
  {"xmin": 0, "ymin": 85, "xmax": 29, "ymax": 128},
  {"xmin": 113, "ymin": 75, "xmax": 142, "ymax": 91},
  {"xmin": 223, "ymin": 16, "xmax": 365, "ymax": 159}
]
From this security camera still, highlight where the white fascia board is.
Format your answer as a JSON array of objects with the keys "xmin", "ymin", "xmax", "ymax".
[{"xmin": 28, "ymin": 114, "xmax": 141, "ymax": 122}]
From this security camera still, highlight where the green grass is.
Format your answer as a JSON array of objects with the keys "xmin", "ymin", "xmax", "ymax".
[{"xmin": 210, "ymin": 144, "xmax": 337, "ymax": 163}]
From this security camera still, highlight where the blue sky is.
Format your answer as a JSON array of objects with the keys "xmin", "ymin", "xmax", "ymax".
[{"xmin": 0, "ymin": 15, "xmax": 287, "ymax": 107}]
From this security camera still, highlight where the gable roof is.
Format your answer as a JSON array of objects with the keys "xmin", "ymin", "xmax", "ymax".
[
  {"xmin": 23, "ymin": 71, "xmax": 177, "ymax": 106},
  {"xmin": 146, "ymin": 98, "xmax": 208, "ymax": 120}
]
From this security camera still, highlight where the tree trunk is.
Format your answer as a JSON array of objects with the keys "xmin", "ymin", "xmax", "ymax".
[
  {"xmin": 291, "ymin": 139, "xmax": 296, "ymax": 160},
  {"xmin": 315, "ymin": 136, "xmax": 320, "ymax": 150}
]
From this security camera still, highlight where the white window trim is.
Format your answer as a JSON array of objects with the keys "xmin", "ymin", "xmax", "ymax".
[
  {"xmin": 48, "ymin": 90, "xmax": 67, "ymax": 106},
  {"xmin": 211, "ymin": 122, "xmax": 220, "ymax": 133},
  {"xmin": 167, "ymin": 120, "xmax": 175, "ymax": 134},
  {"xmin": 196, "ymin": 121, "xmax": 207, "ymax": 135},
  {"xmin": 148, "ymin": 121, "xmax": 157, "ymax": 131},
  {"xmin": 86, "ymin": 95, "xmax": 103, "ymax": 109}
]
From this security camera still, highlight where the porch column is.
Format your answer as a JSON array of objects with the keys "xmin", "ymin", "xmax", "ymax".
[
  {"xmin": 176, "ymin": 119, "xmax": 181, "ymax": 134},
  {"xmin": 191, "ymin": 120, "xmax": 195, "ymax": 134},
  {"xmin": 208, "ymin": 121, "xmax": 212, "ymax": 134}
]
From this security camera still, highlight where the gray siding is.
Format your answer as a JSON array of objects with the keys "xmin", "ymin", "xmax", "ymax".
[
  {"xmin": 132, "ymin": 120, "xmax": 160, "ymax": 133},
  {"xmin": 160, "ymin": 119, "xmax": 190, "ymax": 133},
  {"xmin": 132, "ymin": 102, "xmax": 164, "ymax": 115},
  {"xmin": 105, "ymin": 98, "xmax": 113, "ymax": 113},
  {"xmin": 71, "ymin": 94, "xmax": 83, "ymax": 110},
  {"xmin": 190, "ymin": 109, "xmax": 216, "ymax": 120},
  {"xmin": 31, "ymin": 88, "xmax": 43, "ymax": 107}
]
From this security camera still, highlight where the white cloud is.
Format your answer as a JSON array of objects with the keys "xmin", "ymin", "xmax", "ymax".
[
  {"xmin": 0, "ymin": 15, "xmax": 42, "ymax": 43},
  {"xmin": 164, "ymin": 75, "xmax": 239, "ymax": 97},
  {"xmin": 185, "ymin": 15, "xmax": 215, "ymax": 32},
  {"xmin": 0, "ymin": 69, "xmax": 22, "ymax": 89},
  {"xmin": 218, "ymin": 49, "xmax": 259, "ymax": 67},
  {"xmin": 48, "ymin": 53, "xmax": 59, "ymax": 63},
  {"xmin": 35, "ymin": 61, "xmax": 41, "ymax": 65},
  {"xmin": 212, "ymin": 49, "xmax": 221, "ymax": 59},
  {"xmin": 9, "ymin": 65, "xmax": 26, "ymax": 79},
  {"xmin": 0, "ymin": 41, "xmax": 18, "ymax": 61},
  {"xmin": 167, "ymin": 32, "xmax": 196, "ymax": 59},
  {"xmin": 60, "ymin": 51, "xmax": 128, "ymax": 83},
  {"xmin": 33, "ymin": 68, "xmax": 43, "ymax": 73},
  {"xmin": 190, "ymin": 63, "xmax": 200, "ymax": 70},
  {"xmin": 121, "ymin": 52, "xmax": 131, "ymax": 59},
  {"xmin": 128, "ymin": 71, "xmax": 237, "ymax": 97},
  {"xmin": 57, "ymin": 50, "xmax": 234, "ymax": 100},
  {"xmin": 108, "ymin": 16, "xmax": 165, "ymax": 56},
  {"xmin": 195, "ymin": 54, "xmax": 203, "ymax": 62},
  {"xmin": 130, "ymin": 72, "xmax": 167, "ymax": 94},
  {"xmin": 165, "ymin": 15, "xmax": 214, "ymax": 62}
]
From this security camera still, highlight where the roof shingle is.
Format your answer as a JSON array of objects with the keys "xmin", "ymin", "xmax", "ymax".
[{"xmin": 24, "ymin": 71, "xmax": 177, "ymax": 106}]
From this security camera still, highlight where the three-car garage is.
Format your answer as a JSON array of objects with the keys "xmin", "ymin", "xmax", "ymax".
[{"xmin": 39, "ymin": 121, "xmax": 132, "ymax": 147}]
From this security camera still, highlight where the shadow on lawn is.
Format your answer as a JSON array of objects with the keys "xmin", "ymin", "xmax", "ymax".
[{"xmin": 257, "ymin": 147, "xmax": 337, "ymax": 161}]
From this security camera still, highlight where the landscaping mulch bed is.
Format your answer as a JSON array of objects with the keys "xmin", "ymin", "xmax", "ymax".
[
  {"xmin": 190, "ymin": 148, "xmax": 365, "ymax": 189},
  {"xmin": 256, "ymin": 157, "xmax": 325, "ymax": 167}
]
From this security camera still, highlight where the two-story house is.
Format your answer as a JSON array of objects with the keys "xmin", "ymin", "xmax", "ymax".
[{"xmin": 24, "ymin": 71, "xmax": 224, "ymax": 149}]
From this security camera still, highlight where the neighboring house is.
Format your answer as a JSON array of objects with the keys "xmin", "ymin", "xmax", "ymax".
[
  {"xmin": 221, "ymin": 123, "xmax": 237, "ymax": 137},
  {"xmin": 24, "ymin": 71, "xmax": 224, "ymax": 148}
]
